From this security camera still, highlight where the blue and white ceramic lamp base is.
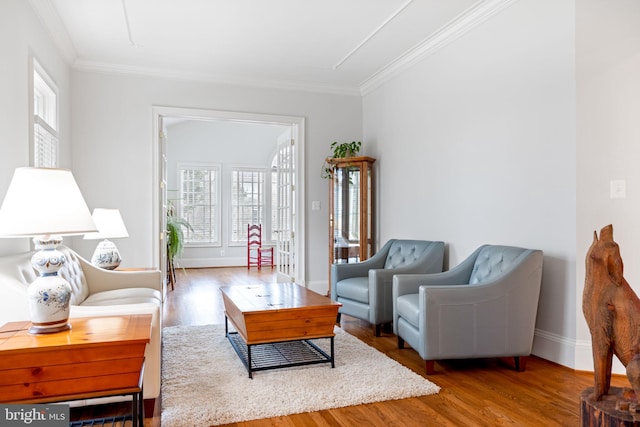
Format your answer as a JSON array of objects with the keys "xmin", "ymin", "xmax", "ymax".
[
  {"xmin": 28, "ymin": 237, "xmax": 72, "ymax": 334},
  {"xmin": 91, "ymin": 239, "xmax": 122, "ymax": 270}
]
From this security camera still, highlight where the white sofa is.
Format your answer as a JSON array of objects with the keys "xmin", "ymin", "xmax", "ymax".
[{"xmin": 0, "ymin": 245, "xmax": 163, "ymax": 403}]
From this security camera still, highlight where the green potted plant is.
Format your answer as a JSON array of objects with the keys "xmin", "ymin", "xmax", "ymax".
[
  {"xmin": 321, "ymin": 141, "xmax": 362, "ymax": 179},
  {"xmin": 166, "ymin": 201, "xmax": 193, "ymax": 289},
  {"xmin": 330, "ymin": 140, "xmax": 361, "ymax": 158}
]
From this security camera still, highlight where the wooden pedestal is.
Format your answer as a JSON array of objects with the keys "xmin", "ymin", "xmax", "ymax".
[{"xmin": 581, "ymin": 387, "xmax": 640, "ymax": 426}]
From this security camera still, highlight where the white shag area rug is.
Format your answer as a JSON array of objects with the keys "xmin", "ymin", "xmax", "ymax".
[{"xmin": 161, "ymin": 324, "xmax": 440, "ymax": 427}]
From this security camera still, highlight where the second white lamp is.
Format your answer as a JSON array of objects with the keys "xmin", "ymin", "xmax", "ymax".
[{"xmin": 84, "ymin": 208, "xmax": 129, "ymax": 270}]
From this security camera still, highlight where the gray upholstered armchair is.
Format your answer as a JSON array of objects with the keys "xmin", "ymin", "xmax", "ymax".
[
  {"xmin": 331, "ymin": 239, "xmax": 445, "ymax": 336},
  {"xmin": 393, "ymin": 245, "xmax": 543, "ymax": 374}
]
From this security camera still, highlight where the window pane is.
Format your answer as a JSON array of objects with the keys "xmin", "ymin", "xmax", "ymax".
[
  {"xmin": 34, "ymin": 117, "xmax": 58, "ymax": 168},
  {"xmin": 179, "ymin": 166, "xmax": 219, "ymax": 245},
  {"xmin": 231, "ymin": 169, "xmax": 266, "ymax": 243},
  {"xmin": 33, "ymin": 61, "xmax": 58, "ymax": 168},
  {"xmin": 33, "ymin": 69, "xmax": 57, "ymax": 131}
]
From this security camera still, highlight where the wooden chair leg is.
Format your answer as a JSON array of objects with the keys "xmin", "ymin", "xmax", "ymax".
[
  {"xmin": 382, "ymin": 322, "xmax": 393, "ymax": 334},
  {"xmin": 398, "ymin": 336, "xmax": 404, "ymax": 349},
  {"xmin": 425, "ymin": 360, "xmax": 436, "ymax": 375},
  {"xmin": 375, "ymin": 324, "xmax": 381, "ymax": 337},
  {"xmin": 515, "ymin": 356, "xmax": 528, "ymax": 372}
]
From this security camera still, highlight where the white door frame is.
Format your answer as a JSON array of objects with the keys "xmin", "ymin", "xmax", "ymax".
[{"xmin": 151, "ymin": 106, "xmax": 306, "ymax": 286}]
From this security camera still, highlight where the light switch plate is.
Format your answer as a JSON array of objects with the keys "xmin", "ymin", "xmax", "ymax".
[
  {"xmin": 311, "ymin": 201, "xmax": 321, "ymax": 211},
  {"xmin": 610, "ymin": 179, "xmax": 626, "ymax": 199}
]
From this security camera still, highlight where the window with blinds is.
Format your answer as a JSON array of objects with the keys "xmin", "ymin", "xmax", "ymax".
[
  {"xmin": 33, "ymin": 60, "xmax": 58, "ymax": 168},
  {"xmin": 179, "ymin": 164, "xmax": 220, "ymax": 245},
  {"xmin": 231, "ymin": 168, "xmax": 268, "ymax": 243}
]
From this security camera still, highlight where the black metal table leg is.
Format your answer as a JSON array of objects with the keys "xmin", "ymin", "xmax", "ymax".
[
  {"xmin": 331, "ymin": 336, "xmax": 335, "ymax": 368},
  {"xmin": 137, "ymin": 385, "xmax": 144, "ymax": 427},
  {"xmin": 132, "ymin": 391, "xmax": 138, "ymax": 427}
]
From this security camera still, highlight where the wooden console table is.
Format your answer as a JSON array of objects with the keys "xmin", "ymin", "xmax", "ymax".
[{"xmin": 0, "ymin": 314, "xmax": 151, "ymax": 427}]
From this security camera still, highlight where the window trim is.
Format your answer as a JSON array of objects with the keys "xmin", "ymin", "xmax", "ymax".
[
  {"xmin": 30, "ymin": 58, "xmax": 59, "ymax": 168},
  {"xmin": 29, "ymin": 56, "xmax": 60, "ymax": 168}
]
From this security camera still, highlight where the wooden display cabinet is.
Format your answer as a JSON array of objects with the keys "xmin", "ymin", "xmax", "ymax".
[{"xmin": 327, "ymin": 156, "xmax": 376, "ymax": 276}]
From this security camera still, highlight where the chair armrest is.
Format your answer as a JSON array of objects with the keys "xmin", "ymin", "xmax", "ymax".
[
  {"xmin": 78, "ymin": 257, "xmax": 162, "ymax": 296},
  {"xmin": 330, "ymin": 240, "xmax": 393, "ymax": 300},
  {"xmin": 375, "ymin": 247, "xmax": 445, "ymax": 299},
  {"xmin": 392, "ymin": 245, "xmax": 486, "ymax": 298},
  {"xmin": 393, "ymin": 268, "xmax": 472, "ymax": 298},
  {"xmin": 330, "ymin": 261, "xmax": 378, "ymax": 300},
  {"xmin": 369, "ymin": 268, "xmax": 396, "ymax": 298}
]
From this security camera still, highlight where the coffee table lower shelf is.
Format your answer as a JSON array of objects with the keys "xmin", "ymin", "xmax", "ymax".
[
  {"xmin": 70, "ymin": 414, "xmax": 133, "ymax": 427},
  {"xmin": 225, "ymin": 318, "xmax": 335, "ymax": 378}
]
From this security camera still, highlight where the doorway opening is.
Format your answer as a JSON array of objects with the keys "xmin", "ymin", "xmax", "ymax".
[{"xmin": 152, "ymin": 106, "xmax": 306, "ymax": 286}]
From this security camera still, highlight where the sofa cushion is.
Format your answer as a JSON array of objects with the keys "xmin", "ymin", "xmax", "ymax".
[
  {"xmin": 396, "ymin": 293, "xmax": 420, "ymax": 328},
  {"xmin": 81, "ymin": 288, "xmax": 162, "ymax": 306},
  {"xmin": 335, "ymin": 277, "xmax": 369, "ymax": 303}
]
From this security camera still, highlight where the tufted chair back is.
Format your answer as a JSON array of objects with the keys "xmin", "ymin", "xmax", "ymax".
[
  {"xmin": 384, "ymin": 240, "xmax": 435, "ymax": 269},
  {"xmin": 469, "ymin": 245, "xmax": 527, "ymax": 284}
]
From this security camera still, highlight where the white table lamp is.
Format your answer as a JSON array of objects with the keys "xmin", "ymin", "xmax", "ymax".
[
  {"xmin": 84, "ymin": 208, "xmax": 129, "ymax": 270},
  {"xmin": 0, "ymin": 167, "xmax": 97, "ymax": 334}
]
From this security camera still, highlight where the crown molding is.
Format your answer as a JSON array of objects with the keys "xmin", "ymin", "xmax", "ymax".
[
  {"xmin": 28, "ymin": 0, "xmax": 77, "ymax": 64},
  {"xmin": 73, "ymin": 59, "xmax": 361, "ymax": 97},
  {"xmin": 359, "ymin": 0, "xmax": 520, "ymax": 96},
  {"xmin": 28, "ymin": 0, "xmax": 517, "ymax": 98}
]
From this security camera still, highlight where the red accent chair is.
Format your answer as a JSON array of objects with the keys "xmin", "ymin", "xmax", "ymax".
[{"xmin": 247, "ymin": 224, "xmax": 274, "ymax": 270}]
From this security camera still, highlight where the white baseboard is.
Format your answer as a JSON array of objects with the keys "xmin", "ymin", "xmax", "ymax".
[
  {"xmin": 175, "ymin": 257, "xmax": 246, "ymax": 268},
  {"xmin": 532, "ymin": 328, "xmax": 625, "ymax": 374},
  {"xmin": 306, "ymin": 280, "xmax": 329, "ymax": 296}
]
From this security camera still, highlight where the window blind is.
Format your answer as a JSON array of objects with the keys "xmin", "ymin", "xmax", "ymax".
[{"xmin": 179, "ymin": 166, "xmax": 219, "ymax": 244}]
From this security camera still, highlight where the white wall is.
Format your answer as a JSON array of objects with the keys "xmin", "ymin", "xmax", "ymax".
[
  {"xmin": 70, "ymin": 70, "xmax": 362, "ymax": 285},
  {"xmin": 575, "ymin": 0, "xmax": 640, "ymax": 371},
  {"xmin": 0, "ymin": 0, "xmax": 71, "ymax": 256},
  {"xmin": 363, "ymin": 0, "xmax": 577, "ymax": 367}
]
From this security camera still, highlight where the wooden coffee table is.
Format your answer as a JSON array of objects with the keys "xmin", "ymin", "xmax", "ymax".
[
  {"xmin": 0, "ymin": 314, "xmax": 151, "ymax": 427},
  {"xmin": 220, "ymin": 283, "xmax": 341, "ymax": 378}
]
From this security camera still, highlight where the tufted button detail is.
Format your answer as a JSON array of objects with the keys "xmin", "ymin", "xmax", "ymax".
[{"xmin": 469, "ymin": 246, "xmax": 524, "ymax": 284}]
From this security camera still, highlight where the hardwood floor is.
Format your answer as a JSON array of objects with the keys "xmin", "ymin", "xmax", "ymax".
[{"xmin": 75, "ymin": 267, "xmax": 628, "ymax": 426}]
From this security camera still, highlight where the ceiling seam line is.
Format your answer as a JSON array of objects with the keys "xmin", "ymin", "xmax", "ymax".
[
  {"xmin": 332, "ymin": 0, "xmax": 414, "ymax": 70},
  {"xmin": 121, "ymin": 0, "xmax": 136, "ymax": 47}
]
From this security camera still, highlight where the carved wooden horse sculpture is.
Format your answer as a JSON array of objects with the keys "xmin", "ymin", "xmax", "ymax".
[{"xmin": 583, "ymin": 224, "xmax": 640, "ymax": 401}]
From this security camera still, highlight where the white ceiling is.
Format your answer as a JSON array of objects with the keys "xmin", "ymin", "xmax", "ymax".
[{"xmin": 29, "ymin": 0, "xmax": 515, "ymax": 95}]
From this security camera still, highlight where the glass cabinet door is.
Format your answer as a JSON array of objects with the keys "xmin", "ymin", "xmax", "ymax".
[{"xmin": 328, "ymin": 156, "xmax": 375, "ymax": 273}]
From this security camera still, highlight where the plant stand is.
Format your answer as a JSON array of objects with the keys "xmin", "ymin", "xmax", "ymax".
[{"xmin": 166, "ymin": 250, "xmax": 176, "ymax": 291}]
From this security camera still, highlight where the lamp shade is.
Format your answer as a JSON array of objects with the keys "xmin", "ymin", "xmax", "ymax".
[
  {"xmin": 0, "ymin": 167, "xmax": 97, "ymax": 237},
  {"xmin": 84, "ymin": 208, "xmax": 129, "ymax": 240}
]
